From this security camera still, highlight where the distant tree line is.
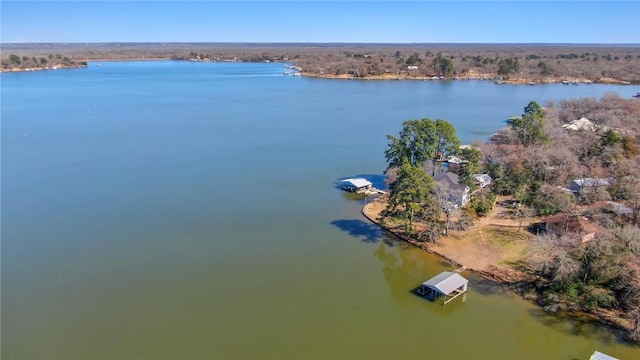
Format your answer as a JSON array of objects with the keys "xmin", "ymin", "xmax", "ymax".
[
  {"xmin": 2, "ymin": 43, "xmax": 638, "ymax": 82},
  {"xmin": 289, "ymin": 46, "xmax": 640, "ymax": 83},
  {"xmin": 1, "ymin": 53, "xmax": 86, "ymax": 70}
]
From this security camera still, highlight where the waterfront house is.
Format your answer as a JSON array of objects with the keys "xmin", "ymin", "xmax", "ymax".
[
  {"xmin": 433, "ymin": 172, "xmax": 470, "ymax": 207},
  {"xmin": 543, "ymin": 213, "xmax": 600, "ymax": 243}
]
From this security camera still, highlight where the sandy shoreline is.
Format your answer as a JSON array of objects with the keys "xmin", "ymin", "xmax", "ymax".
[{"xmin": 361, "ymin": 195, "xmax": 527, "ymax": 281}]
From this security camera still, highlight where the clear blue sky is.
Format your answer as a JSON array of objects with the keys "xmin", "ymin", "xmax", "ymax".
[{"xmin": 2, "ymin": 1, "xmax": 639, "ymax": 43}]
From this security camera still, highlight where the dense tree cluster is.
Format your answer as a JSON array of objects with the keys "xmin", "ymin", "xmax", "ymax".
[
  {"xmin": 382, "ymin": 118, "xmax": 462, "ymax": 241},
  {"xmin": 1, "ymin": 52, "xmax": 85, "ymax": 70},
  {"xmin": 432, "ymin": 56, "xmax": 456, "ymax": 77},
  {"xmin": 482, "ymin": 95, "xmax": 640, "ymax": 341},
  {"xmin": 497, "ymin": 57, "xmax": 520, "ymax": 76},
  {"xmin": 526, "ymin": 229, "xmax": 640, "ymax": 341},
  {"xmin": 382, "ymin": 95, "xmax": 640, "ymax": 341},
  {"xmin": 510, "ymin": 101, "xmax": 549, "ymax": 147},
  {"xmin": 384, "ymin": 163, "xmax": 438, "ymax": 240},
  {"xmin": 488, "ymin": 95, "xmax": 640, "ymax": 215}
]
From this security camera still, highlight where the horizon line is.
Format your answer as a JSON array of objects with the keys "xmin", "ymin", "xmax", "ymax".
[{"xmin": 2, "ymin": 41, "xmax": 639, "ymax": 46}]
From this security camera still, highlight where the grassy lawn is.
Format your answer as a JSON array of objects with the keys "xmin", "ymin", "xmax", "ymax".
[
  {"xmin": 483, "ymin": 225, "xmax": 532, "ymax": 263},
  {"xmin": 364, "ymin": 195, "xmax": 535, "ymax": 273}
]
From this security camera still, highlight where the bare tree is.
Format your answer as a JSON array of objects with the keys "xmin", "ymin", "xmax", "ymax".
[
  {"xmin": 552, "ymin": 253, "xmax": 581, "ymax": 286},
  {"xmin": 617, "ymin": 225, "xmax": 640, "ymax": 255},
  {"xmin": 526, "ymin": 233, "xmax": 560, "ymax": 278}
]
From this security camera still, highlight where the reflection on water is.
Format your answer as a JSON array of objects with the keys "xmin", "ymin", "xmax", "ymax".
[
  {"xmin": 374, "ymin": 241, "xmax": 465, "ymax": 310},
  {"xmin": 331, "ymin": 218, "xmax": 386, "ymax": 243}
]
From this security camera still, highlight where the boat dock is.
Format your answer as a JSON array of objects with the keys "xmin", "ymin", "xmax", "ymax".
[
  {"xmin": 340, "ymin": 178, "xmax": 387, "ymax": 196},
  {"xmin": 417, "ymin": 271, "xmax": 469, "ymax": 305}
]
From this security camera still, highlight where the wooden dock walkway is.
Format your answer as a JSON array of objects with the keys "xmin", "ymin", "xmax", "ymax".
[
  {"xmin": 443, "ymin": 289, "xmax": 467, "ymax": 305},
  {"xmin": 363, "ymin": 188, "xmax": 388, "ymax": 196}
]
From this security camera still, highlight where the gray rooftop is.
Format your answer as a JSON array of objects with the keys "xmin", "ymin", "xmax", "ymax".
[
  {"xmin": 571, "ymin": 178, "xmax": 612, "ymax": 187},
  {"xmin": 434, "ymin": 172, "xmax": 466, "ymax": 192}
]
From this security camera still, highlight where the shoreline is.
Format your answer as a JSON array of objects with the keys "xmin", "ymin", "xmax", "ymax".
[
  {"xmin": 361, "ymin": 195, "xmax": 635, "ymax": 342},
  {"xmin": 301, "ymin": 72, "xmax": 634, "ymax": 85},
  {"xmin": 81, "ymin": 58, "xmax": 172, "ymax": 62},
  {"xmin": 0, "ymin": 58, "xmax": 168, "ymax": 73},
  {"xmin": 3, "ymin": 43, "xmax": 639, "ymax": 84},
  {"xmin": 361, "ymin": 195, "xmax": 519, "ymax": 282},
  {"xmin": 0, "ymin": 63, "xmax": 86, "ymax": 73},
  {"xmin": 2, "ymin": 59, "xmax": 635, "ymax": 85}
]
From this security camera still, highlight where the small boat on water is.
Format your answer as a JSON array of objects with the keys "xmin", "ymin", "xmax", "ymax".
[{"xmin": 633, "ymin": 92, "xmax": 640, "ymax": 98}]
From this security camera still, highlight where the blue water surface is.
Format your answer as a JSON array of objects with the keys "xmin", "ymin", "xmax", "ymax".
[{"xmin": 2, "ymin": 61, "xmax": 638, "ymax": 359}]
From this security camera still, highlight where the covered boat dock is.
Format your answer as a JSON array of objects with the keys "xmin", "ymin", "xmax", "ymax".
[
  {"xmin": 590, "ymin": 351, "xmax": 618, "ymax": 360},
  {"xmin": 417, "ymin": 271, "xmax": 469, "ymax": 305},
  {"xmin": 341, "ymin": 178, "xmax": 374, "ymax": 193}
]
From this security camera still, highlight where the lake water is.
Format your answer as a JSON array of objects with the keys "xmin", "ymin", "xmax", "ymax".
[{"xmin": 2, "ymin": 61, "xmax": 639, "ymax": 359}]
